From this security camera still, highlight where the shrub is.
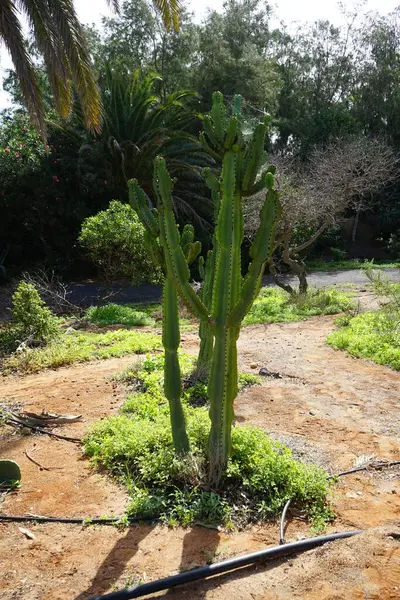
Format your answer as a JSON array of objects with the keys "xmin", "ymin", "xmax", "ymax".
[
  {"xmin": 84, "ymin": 355, "xmax": 332, "ymax": 528},
  {"xmin": 11, "ymin": 281, "xmax": 59, "ymax": 343},
  {"xmin": 79, "ymin": 200, "xmax": 161, "ymax": 286}
]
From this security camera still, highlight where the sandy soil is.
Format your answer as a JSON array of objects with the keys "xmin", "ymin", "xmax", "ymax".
[{"xmin": 0, "ymin": 315, "xmax": 399, "ymax": 600}]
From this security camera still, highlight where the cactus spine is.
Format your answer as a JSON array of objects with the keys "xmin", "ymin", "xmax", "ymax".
[{"xmin": 130, "ymin": 92, "xmax": 280, "ymax": 485}]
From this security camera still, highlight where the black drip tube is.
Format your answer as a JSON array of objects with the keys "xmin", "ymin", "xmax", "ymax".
[
  {"xmin": 88, "ymin": 529, "xmax": 363, "ymax": 600},
  {"xmin": 0, "ymin": 515, "xmax": 152, "ymax": 525}
]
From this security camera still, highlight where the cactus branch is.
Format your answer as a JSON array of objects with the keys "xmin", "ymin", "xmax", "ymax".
[{"xmin": 162, "ymin": 277, "xmax": 190, "ymax": 454}]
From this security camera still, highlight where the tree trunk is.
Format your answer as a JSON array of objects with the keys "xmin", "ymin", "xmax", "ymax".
[
  {"xmin": 352, "ymin": 207, "xmax": 361, "ymax": 243},
  {"xmin": 269, "ymin": 262, "xmax": 295, "ymax": 294},
  {"xmin": 283, "ymin": 256, "xmax": 308, "ymax": 294}
]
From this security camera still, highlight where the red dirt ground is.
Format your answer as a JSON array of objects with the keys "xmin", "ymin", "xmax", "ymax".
[{"xmin": 0, "ymin": 315, "xmax": 399, "ymax": 599}]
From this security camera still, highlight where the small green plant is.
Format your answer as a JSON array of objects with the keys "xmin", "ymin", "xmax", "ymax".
[
  {"xmin": 244, "ymin": 287, "xmax": 354, "ymax": 326},
  {"xmin": 11, "ymin": 281, "xmax": 60, "ymax": 344},
  {"xmin": 79, "ymin": 200, "xmax": 161, "ymax": 287},
  {"xmin": 86, "ymin": 303, "xmax": 154, "ymax": 327}
]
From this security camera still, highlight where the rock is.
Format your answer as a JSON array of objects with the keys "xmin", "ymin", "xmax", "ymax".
[
  {"xmin": 250, "ymin": 363, "xmax": 258, "ymax": 369},
  {"xmin": 259, "ymin": 367, "xmax": 270, "ymax": 376}
]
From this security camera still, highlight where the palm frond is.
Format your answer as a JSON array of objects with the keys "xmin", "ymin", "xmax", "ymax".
[
  {"xmin": 153, "ymin": 0, "xmax": 181, "ymax": 32},
  {"xmin": 0, "ymin": 0, "xmax": 45, "ymax": 137},
  {"xmin": 47, "ymin": 0, "xmax": 102, "ymax": 133}
]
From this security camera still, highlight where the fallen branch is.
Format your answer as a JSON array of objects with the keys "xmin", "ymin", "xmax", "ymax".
[
  {"xmin": 6, "ymin": 419, "xmax": 81, "ymax": 443},
  {"xmin": 23, "ymin": 449, "xmax": 61, "ymax": 472}
]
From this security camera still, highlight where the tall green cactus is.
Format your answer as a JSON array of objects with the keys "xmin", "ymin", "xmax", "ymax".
[
  {"xmin": 129, "ymin": 92, "xmax": 280, "ymax": 484},
  {"xmin": 128, "ymin": 181, "xmax": 201, "ymax": 454}
]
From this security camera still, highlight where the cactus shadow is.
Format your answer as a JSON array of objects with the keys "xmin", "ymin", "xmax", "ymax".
[{"xmin": 74, "ymin": 524, "xmax": 153, "ymax": 600}]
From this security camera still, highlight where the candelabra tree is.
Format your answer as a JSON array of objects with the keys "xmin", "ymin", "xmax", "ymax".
[{"xmin": 130, "ymin": 92, "xmax": 280, "ymax": 485}]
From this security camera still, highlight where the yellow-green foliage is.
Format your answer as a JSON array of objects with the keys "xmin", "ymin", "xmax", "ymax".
[
  {"xmin": 328, "ymin": 311, "xmax": 400, "ymax": 370},
  {"xmin": 3, "ymin": 329, "xmax": 161, "ymax": 374},
  {"xmin": 244, "ymin": 287, "xmax": 354, "ymax": 326},
  {"xmin": 84, "ymin": 355, "xmax": 331, "ymax": 528}
]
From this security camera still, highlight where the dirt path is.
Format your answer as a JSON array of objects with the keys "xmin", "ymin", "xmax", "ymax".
[{"xmin": 0, "ymin": 317, "xmax": 399, "ymax": 599}]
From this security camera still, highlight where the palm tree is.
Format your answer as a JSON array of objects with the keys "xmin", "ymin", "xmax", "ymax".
[
  {"xmin": 0, "ymin": 0, "xmax": 181, "ymax": 137},
  {"xmin": 76, "ymin": 67, "xmax": 213, "ymax": 228}
]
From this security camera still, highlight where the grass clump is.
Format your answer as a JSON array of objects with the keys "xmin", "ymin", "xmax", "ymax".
[
  {"xmin": 328, "ymin": 311, "xmax": 400, "ymax": 370},
  {"xmin": 84, "ymin": 355, "xmax": 332, "ymax": 529},
  {"xmin": 86, "ymin": 303, "xmax": 154, "ymax": 327},
  {"xmin": 244, "ymin": 287, "xmax": 354, "ymax": 326},
  {"xmin": 2, "ymin": 329, "xmax": 161, "ymax": 374}
]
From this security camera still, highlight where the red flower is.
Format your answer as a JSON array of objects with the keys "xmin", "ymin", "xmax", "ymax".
[
  {"xmin": 53, "ymin": 175, "xmax": 60, "ymax": 183},
  {"xmin": 4, "ymin": 148, "xmax": 10, "ymax": 153},
  {"xmin": 104, "ymin": 180, "xmax": 107, "ymax": 185}
]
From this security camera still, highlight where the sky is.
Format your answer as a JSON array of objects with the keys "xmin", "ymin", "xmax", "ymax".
[{"xmin": 0, "ymin": 0, "xmax": 399, "ymax": 109}]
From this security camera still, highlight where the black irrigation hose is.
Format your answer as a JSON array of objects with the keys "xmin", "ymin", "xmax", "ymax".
[
  {"xmin": 279, "ymin": 459, "xmax": 400, "ymax": 545},
  {"xmin": 279, "ymin": 499, "xmax": 292, "ymax": 545},
  {"xmin": 0, "ymin": 515, "xmax": 153, "ymax": 525},
  {"xmin": 88, "ymin": 530, "xmax": 363, "ymax": 600},
  {"xmin": 332, "ymin": 461, "xmax": 400, "ymax": 479}
]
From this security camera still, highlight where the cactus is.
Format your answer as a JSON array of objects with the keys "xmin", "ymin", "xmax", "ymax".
[
  {"xmin": 0, "ymin": 459, "xmax": 21, "ymax": 484},
  {"xmin": 129, "ymin": 92, "xmax": 280, "ymax": 484},
  {"xmin": 128, "ymin": 182, "xmax": 201, "ymax": 454}
]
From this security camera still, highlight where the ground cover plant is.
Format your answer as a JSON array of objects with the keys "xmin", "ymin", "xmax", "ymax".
[
  {"xmin": 85, "ymin": 354, "xmax": 332, "ymax": 529},
  {"xmin": 328, "ymin": 269, "xmax": 400, "ymax": 370},
  {"xmin": 86, "ymin": 303, "xmax": 154, "ymax": 327},
  {"xmin": 2, "ymin": 329, "xmax": 161, "ymax": 374},
  {"xmin": 244, "ymin": 287, "xmax": 354, "ymax": 326}
]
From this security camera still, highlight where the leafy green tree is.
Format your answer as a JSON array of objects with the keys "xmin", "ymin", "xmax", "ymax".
[
  {"xmin": 272, "ymin": 18, "xmax": 361, "ymax": 154},
  {"xmin": 194, "ymin": 0, "xmax": 281, "ymax": 112}
]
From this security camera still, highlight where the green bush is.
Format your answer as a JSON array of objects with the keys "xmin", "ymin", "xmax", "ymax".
[
  {"xmin": 244, "ymin": 287, "xmax": 354, "ymax": 326},
  {"xmin": 328, "ymin": 311, "xmax": 400, "ymax": 370},
  {"xmin": 79, "ymin": 200, "xmax": 161, "ymax": 285},
  {"xmin": 11, "ymin": 281, "xmax": 60, "ymax": 343},
  {"xmin": 86, "ymin": 303, "xmax": 154, "ymax": 327},
  {"xmin": 84, "ymin": 355, "xmax": 331, "ymax": 528}
]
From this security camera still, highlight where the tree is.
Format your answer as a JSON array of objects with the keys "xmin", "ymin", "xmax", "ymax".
[
  {"xmin": 99, "ymin": 0, "xmax": 198, "ymax": 97},
  {"xmin": 194, "ymin": 0, "xmax": 281, "ymax": 112},
  {"xmin": 0, "ymin": 0, "xmax": 181, "ymax": 137},
  {"xmin": 272, "ymin": 17, "xmax": 362, "ymax": 155},
  {"xmin": 77, "ymin": 67, "xmax": 213, "ymax": 229},
  {"xmin": 245, "ymin": 136, "xmax": 399, "ymax": 293}
]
